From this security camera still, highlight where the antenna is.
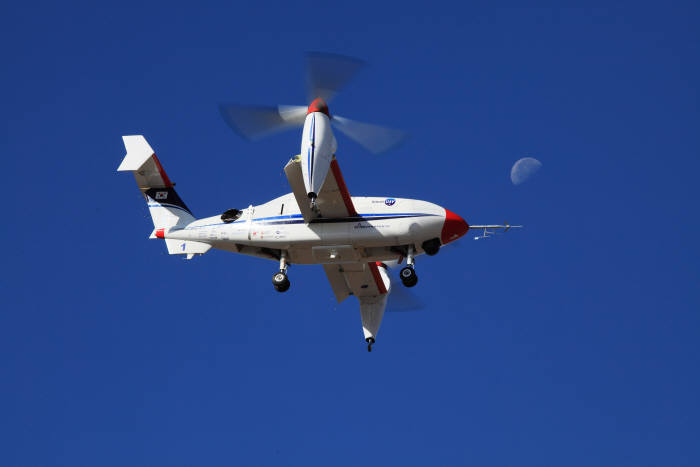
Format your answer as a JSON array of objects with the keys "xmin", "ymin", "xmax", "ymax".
[{"xmin": 470, "ymin": 224, "xmax": 522, "ymax": 240}]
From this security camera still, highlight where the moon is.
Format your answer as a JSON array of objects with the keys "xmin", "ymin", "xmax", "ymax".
[{"xmin": 510, "ymin": 157, "xmax": 542, "ymax": 185}]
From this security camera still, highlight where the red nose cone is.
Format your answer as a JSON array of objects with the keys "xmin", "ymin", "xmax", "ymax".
[
  {"xmin": 307, "ymin": 97, "xmax": 330, "ymax": 117},
  {"xmin": 441, "ymin": 209, "xmax": 469, "ymax": 244}
]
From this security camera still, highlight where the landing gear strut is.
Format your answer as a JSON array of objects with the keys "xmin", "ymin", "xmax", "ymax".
[
  {"xmin": 272, "ymin": 251, "xmax": 290, "ymax": 292},
  {"xmin": 366, "ymin": 337, "xmax": 375, "ymax": 352},
  {"xmin": 400, "ymin": 245, "xmax": 418, "ymax": 287}
]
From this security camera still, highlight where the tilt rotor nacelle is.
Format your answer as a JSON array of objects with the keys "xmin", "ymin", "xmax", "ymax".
[{"xmin": 301, "ymin": 97, "xmax": 337, "ymax": 204}]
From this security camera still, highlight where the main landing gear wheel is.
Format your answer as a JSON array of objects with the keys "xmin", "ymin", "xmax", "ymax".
[
  {"xmin": 400, "ymin": 266, "xmax": 418, "ymax": 288},
  {"xmin": 273, "ymin": 250, "xmax": 290, "ymax": 292},
  {"xmin": 272, "ymin": 272, "xmax": 290, "ymax": 292},
  {"xmin": 366, "ymin": 337, "xmax": 375, "ymax": 352},
  {"xmin": 400, "ymin": 244, "xmax": 418, "ymax": 287}
]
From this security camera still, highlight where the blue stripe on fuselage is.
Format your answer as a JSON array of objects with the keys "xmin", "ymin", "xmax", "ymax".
[
  {"xmin": 308, "ymin": 113, "xmax": 315, "ymax": 188},
  {"xmin": 184, "ymin": 212, "xmax": 439, "ymax": 230}
]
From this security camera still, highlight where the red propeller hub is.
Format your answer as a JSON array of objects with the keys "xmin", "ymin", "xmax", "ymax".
[
  {"xmin": 307, "ymin": 97, "xmax": 330, "ymax": 117},
  {"xmin": 441, "ymin": 209, "xmax": 469, "ymax": 244}
]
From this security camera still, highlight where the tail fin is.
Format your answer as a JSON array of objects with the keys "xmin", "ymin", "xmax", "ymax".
[{"xmin": 118, "ymin": 135, "xmax": 209, "ymax": 257}]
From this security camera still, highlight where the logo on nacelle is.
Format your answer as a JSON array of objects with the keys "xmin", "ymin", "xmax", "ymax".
[{"xmin": 385, "ymin": 198, "xmax": 396, "ymax": 206}]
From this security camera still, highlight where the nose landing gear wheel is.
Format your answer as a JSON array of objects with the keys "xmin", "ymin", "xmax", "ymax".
[
  {"xmin": 399, "ymin": 266, "xmax": 418, "ymax": 288},
  {"xmin": 272, "ymin": 272, "xmax": 290, "ymax": 292},
  {"xmin": 366, "ymin": 337, "xmax": 375, "ymax": 352}
]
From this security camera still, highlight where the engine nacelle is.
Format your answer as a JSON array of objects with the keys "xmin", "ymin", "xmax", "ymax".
[{"xmin": 300, "ymin": 110, "xmax": 337, "ymax": 200}]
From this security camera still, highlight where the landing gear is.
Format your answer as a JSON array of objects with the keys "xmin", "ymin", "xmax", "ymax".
[
  {"xmin": 366, "ymin": 337, "xmax": 375, "ymax": 352},
  {"xmin": 400, "ymin": 266, "xmax": 418, "ymax": 287},
  {"xmin": 272, "ymin": 272, "xmax": 290, "ymax": 292},
  {"xmin": 400, "ymin": 245, "xmax": 418, "ymax": 287},
  {"xmin": 273, "ymin": 251, "xmax": 290, "ymax": 292}
]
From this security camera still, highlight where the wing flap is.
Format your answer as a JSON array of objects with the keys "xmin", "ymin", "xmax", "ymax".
[
  {"xmin": 284, "ymin": 155, "xmax": 315, "ymax": 221},
  {"xmin": 323, "ymin": 264, "xmax": 351, "ymax": 303},
  {"xmin": 322, "ymin": 262, "xmax": 389, "ymax": 302},
  {"xmin": 284, "ymin": 156, "xmax": 356, "ymax": 222},
  {"xmin": 322, "ymin": 262, "xmax": 392, "ymax": 343}
]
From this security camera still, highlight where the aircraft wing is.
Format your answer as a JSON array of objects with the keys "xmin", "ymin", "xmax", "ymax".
[
  {"xmin": 284, "ymin": 155, "xmax": 357, "ymax": 222},
  {"xmin": 323, "ymin": 262, "xmax": 389, "ymax": 303},
  {"xmin": 287, "ymin": 155, "xmax": 391, "ymax": 344},
  {"xmin": 323, "ymin": 262, "xmax": 391, "ymax": 344}
]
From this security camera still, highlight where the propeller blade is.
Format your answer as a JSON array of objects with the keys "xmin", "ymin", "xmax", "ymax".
[
  {"xmin": 387, "ymin": 273, "xmax": 425, "ymax": 312},
  {"xmin": 306, "ymin": 52, "xmax": 365, "ymax": 103},
  {"xmin": 332, "ymin": 115, "xmax": 408, "ymax": 154},
  {"xmin": 218, "ymin": 104, "xmax": 306, "ymax": 141}
]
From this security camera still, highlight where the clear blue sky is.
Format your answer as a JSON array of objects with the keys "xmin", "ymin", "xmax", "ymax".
[{"xmin": 2, "ymin": 1, "xmax": 699, "ymax": 465}]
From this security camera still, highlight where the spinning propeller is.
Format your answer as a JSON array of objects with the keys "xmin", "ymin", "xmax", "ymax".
[
  {"xmin": 219, "ymin": 52, "xmax": 407, "ymax": 154},
  {"xmin": 386, "ymin": 274, "xmax": 426, "ymax": 312}
]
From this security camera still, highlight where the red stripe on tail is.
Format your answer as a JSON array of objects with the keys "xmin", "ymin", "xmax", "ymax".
[{"xmin": 151, "ymin": 154, "xmax": 173, "ymax": 188}]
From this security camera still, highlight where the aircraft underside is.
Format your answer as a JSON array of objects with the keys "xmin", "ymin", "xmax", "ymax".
[
  {"xmin": 119, "ymin": 138, "xmax": 471, "ymax": 351},
  {"xmin": 116, "ymin": 53, "xmax": 521, "ymax": 351}
]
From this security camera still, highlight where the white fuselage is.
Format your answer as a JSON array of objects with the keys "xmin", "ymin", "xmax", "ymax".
[{"xmin": 162, "ymin": 193, "xmax": 447, "ymax": 264}]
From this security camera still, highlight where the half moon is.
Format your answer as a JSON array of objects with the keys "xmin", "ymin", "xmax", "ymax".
[{"xmin": 510, "ymin": 157, "xmax": 542, "ymax": 185}]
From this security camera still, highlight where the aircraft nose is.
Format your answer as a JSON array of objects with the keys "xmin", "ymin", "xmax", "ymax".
[{"xmin": 441, "ymin": 209, "xmax": 469, "ymax": 244}]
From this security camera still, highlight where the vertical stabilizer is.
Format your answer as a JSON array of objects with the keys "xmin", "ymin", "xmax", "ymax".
[{"xmin": 118, "ymin": 135, "xmax": 203, "ymax": 256}]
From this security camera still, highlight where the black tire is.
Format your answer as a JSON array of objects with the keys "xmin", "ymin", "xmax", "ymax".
[
  {"xmin": 272, "ymin": 272, "xmax": 290, "ymax": 292},
  {"xmin": 402, "ymin": 275, "xmax": 418, "ymax": 288},
  {"xmin": 422, "ymin": 238, "xmax": 441, "ymax": 256},
  {"xmin": 400, "ymin": 267, "xmax": 418, "ymax": 288},
  {"xmin": 400, "ymin": 266, "xmax": 415, "ymax": 280}
]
